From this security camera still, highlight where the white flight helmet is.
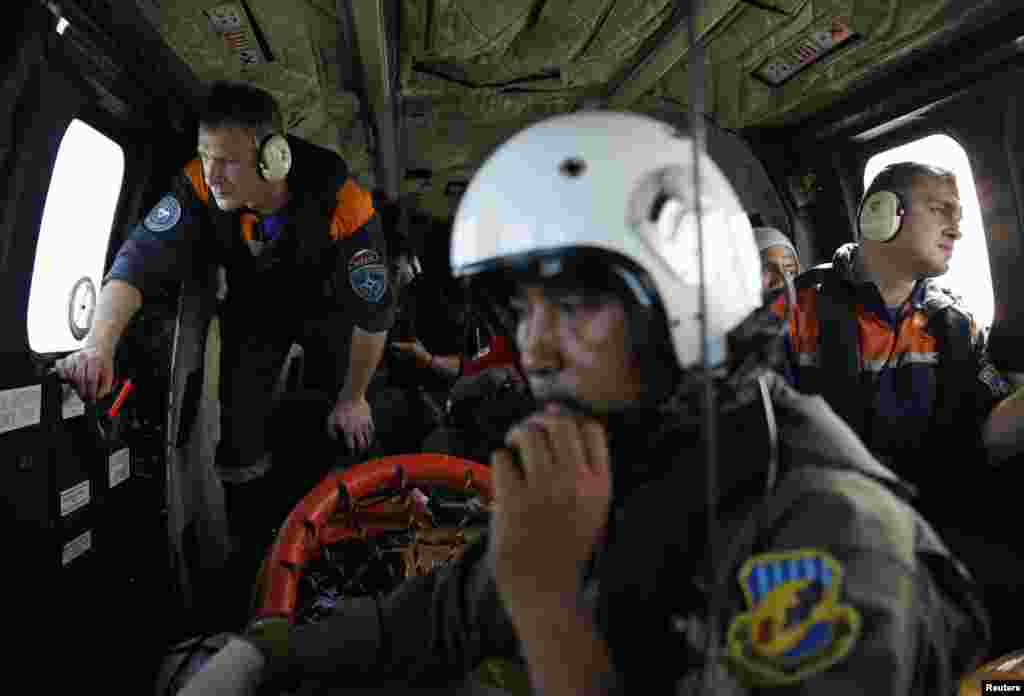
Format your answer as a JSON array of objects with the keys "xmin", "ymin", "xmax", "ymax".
[{"xmin": 449, "ymin": 111, "xmax": 761, "ymax": 370}]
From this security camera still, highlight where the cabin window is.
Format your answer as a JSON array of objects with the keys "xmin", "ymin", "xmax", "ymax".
[
  {"xmin": 27, "ymin": 119, "xmax": 125, "ymax": 354},
  {"xmin": 864, "ymin": 134, "xmax": 994, "ymax": 329}
]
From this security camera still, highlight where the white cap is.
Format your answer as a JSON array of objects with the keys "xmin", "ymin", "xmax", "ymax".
[{"xmin": 753, "ymin": 226, "xmax": 799, "ymax": 264}]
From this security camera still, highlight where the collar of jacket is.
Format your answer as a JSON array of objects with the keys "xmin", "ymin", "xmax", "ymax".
[
  {"xmin": 831, "ymin": 242, "xmax": 964, "ymax": 320},
  {"xmin": 215, "ymin": 136, "xmax": 353, "ymax": 268},
  {"xmin": 603, "ymin": 305, "xmax": 792, "ymax": 506},
  {"xmin": 604, "ymin": 366, "xmax": 918, "ymax": 524},
  {"xmin": 603, "ymin": 374, "xmax": 774, "ymax": 514},
  {"xmin": 206, "ymin": 135, "xmax": 347, "ymax": 217},
  {"xmin": 281, "ymin": 134, "xmax": 350, "ymax": 203}
]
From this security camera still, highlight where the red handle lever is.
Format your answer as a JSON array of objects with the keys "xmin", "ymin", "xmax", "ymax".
[{"xmin": 107, "ymin": 379, "xmax": 134, "ymax": 418}]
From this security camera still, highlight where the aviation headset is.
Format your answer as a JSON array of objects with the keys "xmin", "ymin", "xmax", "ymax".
[
  {"xmin": 198, "ymin": 81, "xmax": 294, "ymax": 183},
  {"xmin": 857, "ymin": 188, "xmax": 906, "ymax": 242},
  {"xmin": 256, "ymin": 126, "xmax": 292, "ymax": 183}
]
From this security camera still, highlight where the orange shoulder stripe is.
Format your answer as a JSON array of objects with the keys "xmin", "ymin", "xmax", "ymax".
[
  {"xmin": 185, "ymin": 159, "xmax": 262, "ymax": 241},
  {"xmin": 780, "ymin": 286, "xmax": 820, "ymax": 355},
  {"xmin": 184, "ymin": 158, "xmax": 210, "ymax": 204},
  {"xmin": 240, "ymin": 213, "xmax": 259, "ymax": 242},
  {"xmin": 330, "ymin": 179, "xmax": 376, "ymax": 241}
]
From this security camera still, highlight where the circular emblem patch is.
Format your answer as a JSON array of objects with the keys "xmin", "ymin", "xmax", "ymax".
[
  {"xmin": 348, "ymin": 248, "xmax": 388, "ymax": 304},
  {"xmin": 144, "ymin": 194, "xmax": 182, "ymax": 235}
]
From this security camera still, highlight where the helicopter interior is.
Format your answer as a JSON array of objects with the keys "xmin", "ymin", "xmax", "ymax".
[{"xmin": 5, "ymin": 0, "xmax": 1024, "ymax": 692}]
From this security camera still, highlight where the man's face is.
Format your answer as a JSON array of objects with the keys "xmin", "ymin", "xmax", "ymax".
[
  {"xmin": 197, "ymin": 124, "xmax": 266, "ymax": 212},
  {"xmin": 510, "ymin": 284, "xmax": 647, "ymax": 414},
  {"xmin": 891, "ymin": 175, "xmax": 963, "ymax": 277},
  {"xmin": 760, "ymin": 245, "xmax": 799, "ymax": 292}
]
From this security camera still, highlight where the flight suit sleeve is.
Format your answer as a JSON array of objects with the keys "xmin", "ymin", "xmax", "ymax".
[
  {"xmin": 104, "ymin": 169, "xmax": 206, "ymax": 300},
  {"xmin": 719, "ymin": 471, "xmax": 932, "ymax": 695},
  {"xmin": 280, "ymin": 537, "xmax": 520, "ymax": 686},
  {"xmin": 328, "ymin": 178, "xmax": 396, "ymax": 333}
]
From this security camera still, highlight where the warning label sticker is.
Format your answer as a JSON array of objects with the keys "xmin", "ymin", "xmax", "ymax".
[
  {"xmin": 109, "ymin": 449, "xmax": 130, "ymax": 489},
  {"xmin": 62, "ymin": 384, "xmax": 86, "ymax": 420},
  {"xmin": 60, "ymin": 480, "xmax": 91, "ymax": 517},
  {"xmin": 62, "ymin": 530, "xmax": 93, "ymax": 566},
  {"xmin": 206, "ymin": 3, "xmax": 267, "ymax": 65},
  {"xmin": 0, "ymin": 385, "xmax": 42, "ymax": 435}
]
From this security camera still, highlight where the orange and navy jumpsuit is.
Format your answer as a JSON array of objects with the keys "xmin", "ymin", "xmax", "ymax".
[
  {"xmin": 105, "ymin": 135, "xmax": 396, "ymax": 484},
  {"xmin": 771, "ymin": 243, "xmax": 1009, "ymax": 484},
  {"xmin": 769, "ymin": 243, "xmax": 1023, "ymax": 650}
]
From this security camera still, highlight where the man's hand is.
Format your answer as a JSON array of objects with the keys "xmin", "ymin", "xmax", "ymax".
[
  {"xmin": 489, "ymin": 402, "xmax": 612, "ymax": 613},
  {"xmin": 54, "ymin": 345, "xmax": 115, "ymax": 401},
  {"xmin": 390, "ymin": 340, "xmax": 432, "ymax": 370},
  {"xmin": 327, "ymin": 395, "xmax": 375, "ymax": 454}
]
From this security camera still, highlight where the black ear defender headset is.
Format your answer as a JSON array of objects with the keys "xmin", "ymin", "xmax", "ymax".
[{"xmin": 857, "ymin": 187, "xmax": 906, "ymax": 242}]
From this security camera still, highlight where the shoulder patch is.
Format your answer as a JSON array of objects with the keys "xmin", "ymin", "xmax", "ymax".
[
  {"xmin": 922, "ymin": 280, "xmax": 971, "ymax": 317},
  {"xmin": 938, "ymin": 285, "xmax": 968, "ymax": 305},
  {"xmin": 979, "ymin": 363, "xmax": 1013, "ymax": 398},
  {"xmin": 348, "ymin": 248, "xmax": 388, "ymax": 303},
  {"xmin": 143, "ymin": 195, "xmax": 182, "ymax": 236},
  {"xmin": 724, "ymin": 549, "xmax": 862, "ymax": 688}
]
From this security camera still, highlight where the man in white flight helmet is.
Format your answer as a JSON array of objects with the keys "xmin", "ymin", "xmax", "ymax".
[{"xmin": 177, "ymin": 112, "xmax": 988, "ymax": 696}]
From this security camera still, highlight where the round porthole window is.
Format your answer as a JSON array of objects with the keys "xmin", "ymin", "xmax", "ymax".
[{"xmin": 68, "ymin": 276, "xmax": 96, "ymax": 341}]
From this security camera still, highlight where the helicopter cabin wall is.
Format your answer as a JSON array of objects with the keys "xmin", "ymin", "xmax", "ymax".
[{"xmin": 1, "ymin": 3, "xmax": 201, "ymax": 691}]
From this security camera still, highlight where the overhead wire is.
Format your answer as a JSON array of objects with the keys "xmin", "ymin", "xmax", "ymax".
[{"xmin": 678, "ymin": 0, "xmax": 728, "ymax": 690}]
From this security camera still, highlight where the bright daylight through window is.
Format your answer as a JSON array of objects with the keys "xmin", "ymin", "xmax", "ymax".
[{"xmin": 27, "ymin": 119, "xmax": 124, "ymax": 354}]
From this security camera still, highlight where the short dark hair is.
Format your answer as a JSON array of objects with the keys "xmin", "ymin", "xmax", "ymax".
[
  {"xmin": 198, "ymin": 81, "xmax": 283, "ymax": 134},
  {"xmin": 863, "ymin": 161, "xmax": 956, "ymax": 207}
]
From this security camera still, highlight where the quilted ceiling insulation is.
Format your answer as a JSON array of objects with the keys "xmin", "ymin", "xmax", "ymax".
[{"xmin": 146, "ymin": 0, "xmax": 1010, "ymax": 219}]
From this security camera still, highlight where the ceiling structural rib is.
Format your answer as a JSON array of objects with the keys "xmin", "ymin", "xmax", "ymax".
[
  {"xmin": 341, "ymin": 0, "xmax": 402, "ymax": 201},
  {"xmin": 332, "ymin": 0, "xmax": 361, "ymax": 95},
  {"xmin": 601, "ymin": 1, "xmax": 697, "ymax": 109},
  {"xmin": 788, "ymin": 3, "xmax": 1024, "ymax": 143},
  {"xmin": 62, "ymin": 0, "xmax": 205, "ymax": 126}
]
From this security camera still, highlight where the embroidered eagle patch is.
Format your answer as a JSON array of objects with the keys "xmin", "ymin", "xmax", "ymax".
[
  {"xmin": 348, "ymin": 248, "xmax": 388, "ymax": 303},
  {"xmin": 724, "ymin": 549, "xmax": 862, "ymax": 687},
  {"xmin": 143, "ymin": 194, "xmax": 181, "ymax": 235}
]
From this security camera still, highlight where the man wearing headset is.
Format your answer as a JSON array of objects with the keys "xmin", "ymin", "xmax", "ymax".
[
  {"xmin": 772, "ymin": 161, "xmax": 1024, "ymax": 653},
  {"xmin": 178, "ymin": 113, "xmax": 987, "ymax": 696},
  {"xmin": 55, "ymin": 81, "xmax": 396, "ymax": 591}
]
